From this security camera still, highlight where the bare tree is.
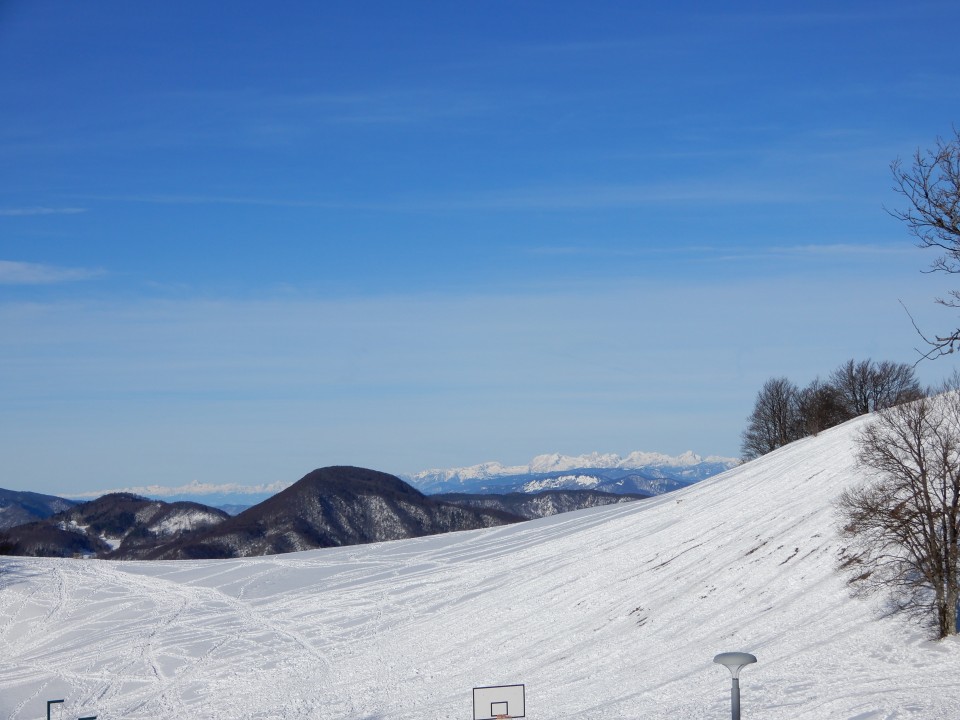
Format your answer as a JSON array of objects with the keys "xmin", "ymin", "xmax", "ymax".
[
  {"xmin": 838, "ymin": 384, "xmax": 960, "ymax": 639},
  {"xmin": 796, "ymin": 377, "xmax": 847, "ymax": 436},
  {"xmin": 830, "ymin": 358, "xmax": 922, "ymax": 418},
  {"xmin": 830, "ymin": 360, "xmax": 874, "ymax": 417},
  {"xmin": 872, "ymin": 360, "xmax": 925, "ymax": 408},
  {"xmin": 740, "ymin": 377, "xmax": 801, "ymax": 460},
  {"xmin": 890, "ymin": 129, "xmax": 960, "ymax": 359}
]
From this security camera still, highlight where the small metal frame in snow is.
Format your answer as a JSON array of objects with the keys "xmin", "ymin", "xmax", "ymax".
[
  {"xmin": 47, "ymin": 700, "xmax": 64, "ymax": 720},
  {"xmin": 45, "ymin": 699, "xmax": 96, "ymax": 720},
  {"xmin": 473, "ymin": 684, "xmax": 525, "ymax": 720}
]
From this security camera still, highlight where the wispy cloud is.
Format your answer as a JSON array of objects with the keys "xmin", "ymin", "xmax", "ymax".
[
  {"xmin": 524, "ymin": 246, "xmax": 594, "ymax": 257},
  {"xmin": 697, "ymin": 7, "xmax": 909, "ymax": 27},
  {"xmin": 772, "ymin": 243, "xmax": 909, "ymax": 256},
  {"xmin": 284, "ymin": 88, "xmax": 495, "ymax": 125},
  {"xmin": 70, "ymin": 479, "xmax": 292, "ymax": 499},
  {"xmin": 0, "ymin": 206, "xmax": 86, "ymax": 216},
  {"xmin": 522, "ymin": 242, "xmax": 910, "ymax": 262},
  {"xmin": 419, "ymin": 182, "xmax": 834, "ymax": 211},
  {"xmin": 139, "ymin": 86, "xmax": 497, "ymax": 148},
  {"xmin": 78, "ymin": 193, "xmax": 345, "ymax": 208},
  {"xmin": 0, "ymin": 260, "xmax": 105, "ymax": 285},
  {"xmin": 711, "ymin": 243, "xmax": 913, "ymax": 262},
  {"xmin": 81, "ymin": 179, "xmax": 830, "ymax": 215}
]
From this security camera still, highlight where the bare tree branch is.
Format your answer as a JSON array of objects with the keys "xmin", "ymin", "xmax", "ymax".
[{"xmin": 890, "ymin": 129, "xmax": 960, "ymax": 360}]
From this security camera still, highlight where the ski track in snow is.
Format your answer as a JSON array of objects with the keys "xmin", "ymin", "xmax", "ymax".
[{"xmin": 3, "ymin": 417, "xmax": 960, "ymax": 718}]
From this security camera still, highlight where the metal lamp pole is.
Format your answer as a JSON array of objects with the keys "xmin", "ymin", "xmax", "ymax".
[{"xmin": 713, "ymin": 652, "xmax": 757, "ymax": 720}]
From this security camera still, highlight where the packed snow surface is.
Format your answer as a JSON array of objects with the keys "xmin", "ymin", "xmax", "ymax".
[{"xmin": 3, "ymin": 416, "xmax": 960, "ymax": 718}]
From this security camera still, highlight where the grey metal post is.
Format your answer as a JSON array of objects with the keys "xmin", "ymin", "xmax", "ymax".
[
  {"xmin": 713, "ymin": 652, "xmax": 756, "ymax": 720},
  {"xmin": 731, "ymin": 677, "xmax": 740, "ymax": 720}
]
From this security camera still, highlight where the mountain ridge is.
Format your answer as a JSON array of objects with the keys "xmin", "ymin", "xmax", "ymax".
[
  {"xmin": 406, "ymin": 450, "xmax": 739, "ymax": 495},
  {"xmin": 0, "ymin": 469, "xmax": 527, "ymax": 559},
  {"xmin": 0, "ymin": 493, "xmax": 230, "ymax": 558},
  {"xmin": 0, "ymin": 488, "xmax": 79, "ymax": 530},
  {"xmin": 143, "ymin": 466, "xmax": 525, "ymax": 559},
  {"xmin": 407, "ymin": 449, "xmax": 738, "ymax": 483}
]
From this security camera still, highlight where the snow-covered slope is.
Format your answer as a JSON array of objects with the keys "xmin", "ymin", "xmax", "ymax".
[{"xmin": 2, "ymin": 417, "xmax": 960, "ymax": 718}]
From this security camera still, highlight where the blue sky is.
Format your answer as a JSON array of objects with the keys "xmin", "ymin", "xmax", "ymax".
[{"xmin": 2, "ymin": 1, "xmax": 959, "ymax": 497}]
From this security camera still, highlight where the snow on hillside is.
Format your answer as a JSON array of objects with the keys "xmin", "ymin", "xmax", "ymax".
[
  {"xmin": 3, "ymin": 417, "xmax": 960, "ymax": 718},
  {"xmin": 150, "ymin": 507, "xmax": 227, "ymax": 536},
  {"xmin": 521, "ymin": 474, "xmax": 602, "ymax": 492}
]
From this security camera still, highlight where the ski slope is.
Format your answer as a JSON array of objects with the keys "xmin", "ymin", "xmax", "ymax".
[{"xmin": 3, "ymin": 417, "xmax": 960, "ymax": 719}]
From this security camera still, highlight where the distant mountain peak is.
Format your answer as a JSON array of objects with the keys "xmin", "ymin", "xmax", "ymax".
[{"xmin": 293, "ymin": 466, "xmax": 425, "ymax": 497}]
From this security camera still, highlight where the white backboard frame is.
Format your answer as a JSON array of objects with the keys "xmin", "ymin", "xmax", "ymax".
[{"xmin": 473, "ymin": 684, "xmax": 525, "ymax": 719}]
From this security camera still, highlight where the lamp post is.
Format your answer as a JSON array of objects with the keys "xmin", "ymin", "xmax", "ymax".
[{"xmin": 713, "ymin": 652, "xmax": 756, "ymax": 720}]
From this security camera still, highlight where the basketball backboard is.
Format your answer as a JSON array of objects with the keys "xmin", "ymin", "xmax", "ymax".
[{"xmin": 473, "ymin": 684, "xmax": 525, "ymax": 719}]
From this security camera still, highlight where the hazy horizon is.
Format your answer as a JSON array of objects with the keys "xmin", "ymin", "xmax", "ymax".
[{"xmin": 3, "ymin": 0, "xmax": 959, "ymax": 496}]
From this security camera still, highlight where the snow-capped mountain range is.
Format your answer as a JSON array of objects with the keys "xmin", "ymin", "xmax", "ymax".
[{"xmin": 404, "ymin": 450, "xmax": 739, "ymax": 495}]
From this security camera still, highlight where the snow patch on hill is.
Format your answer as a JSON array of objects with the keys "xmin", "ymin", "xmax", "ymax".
[
  {"xmin": 150, "ymin": 508, "xmax": 225, "ymax": 536},
  {"xmin": 521, "ymin": 474, "xmax": 601, "ymax": 492}
]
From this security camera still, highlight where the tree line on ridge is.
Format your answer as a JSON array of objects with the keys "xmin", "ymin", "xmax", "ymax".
[{"xmin": 740, "ymin": 358, "xmax": 923, "ymax": 461}]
